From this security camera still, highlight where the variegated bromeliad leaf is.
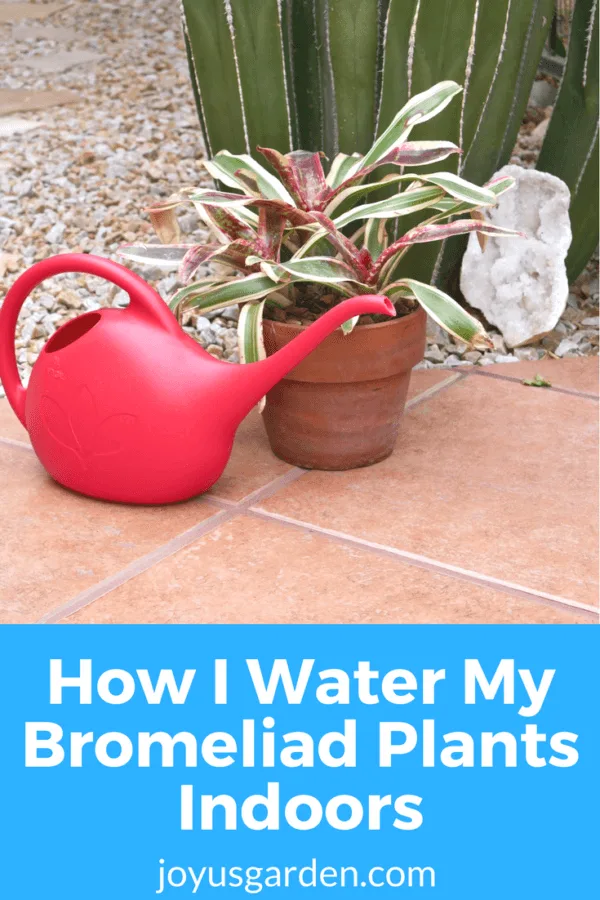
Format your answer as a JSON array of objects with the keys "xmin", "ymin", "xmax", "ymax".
[{"xmin": 121, "ymin": 82, "xmax": 523, "ymax": 364}]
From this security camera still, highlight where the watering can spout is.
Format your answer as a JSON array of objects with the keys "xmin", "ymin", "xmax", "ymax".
[{"xmin": 230, "ymin": 294, "xmax": 396, "ymax": 418}]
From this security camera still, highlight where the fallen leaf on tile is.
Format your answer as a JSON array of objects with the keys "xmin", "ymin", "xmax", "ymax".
[{"xmin": 522, "ymin": 374, "xmax": 552, "ymax": 388}]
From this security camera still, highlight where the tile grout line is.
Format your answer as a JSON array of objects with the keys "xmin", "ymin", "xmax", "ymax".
[
  {"xmin": 246, "ymin": 507, "xmax": 599, "ymax": 621},
  {"xmin": 0, "ymin": 436, "xmax": 33, "ymax": 451},
  {"xmin": 38, "ymin": 468, "xmax": 309, "ymax": 623},
  {"xmin": 469, "ymin": 367, "xmax": 599, "ymax": 400},
  {"xmin": 38, "ymin": 506, "xmax": 240, "ymax": 624},
  {"xmin": 405, "ymin": 372, "xmax": 463, "ymax": 409}
]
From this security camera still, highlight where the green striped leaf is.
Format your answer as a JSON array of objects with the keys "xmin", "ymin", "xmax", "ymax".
[
  {"xmin": 422, "ymin": 172, "xmax": 496, "ymax": 206},
  {"xmin": 169, "ymin": 273, "xmax": 289, "ymax": 313},
  {"xmin": 333, "ymin": 185, "xmax": 444, "ymax": 228},
  {"xmin": 324, "ymin": 168, "xmax": 488, "ymax": 217},
  {"xmin": 323, "ymin": 174, "xmax": 412, "ymax": 217},
  {"xmin": 180, "ymin": 0, "xmax": 248, "ymax": 156},
  {"xmin": 290, "ymin": 228, "xmax": 337, "ymax": 260},
  {"xmin": 260, "ymin": 256, "xmax": 360, "ymax": 286},
  {"xmin": 204, "ymin": 151, "xmax": 295, "ymax": 204},
  {"xmin": 356, "ymin": 81, "xmax": 463, "ymax": 173},
  {"xmin": 398, "ymin": 278, "xmax": 491, "ymax": 348},
  {"xmin": 331, "ymin": 142, "xmax": 462, "ymax": 197},
  {"xmin": 364, "ymin": 218, "xmax": 389, "ymax": 261},
  {"xmin": 238, "ymin": 299, "xmax": 267, "ymax": 364},
  {"xmin": 430, "ymin": 175, "xmax": 515, "ymax": 217},
  {"xmin": 325, "ymin": 152, "xmax": 363, "ymax": 188}
]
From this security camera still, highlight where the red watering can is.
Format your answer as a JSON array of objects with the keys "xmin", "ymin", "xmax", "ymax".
[{"xmin": 0, "ymin": 254, "xmax": 395, "ymax": 504}]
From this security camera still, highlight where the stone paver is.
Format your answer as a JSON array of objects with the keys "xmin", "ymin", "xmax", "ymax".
[
  {"xmin": 25, "ymin": 49, "xmax": 105, "ymax": 74},
  {"xmin": 0, "ymin": 3, "xmax": 64, "ymax": 23},
  {"xmin": 0, "ymin": 367, "xmax": 597, "ymax": 624},
  {"xmin": 0, "ymin": 88, "xmax": 80, "ymax": 116},
  {"xmin": 11, "ymin": 23, "xmax": 79, "ymax": 41}
]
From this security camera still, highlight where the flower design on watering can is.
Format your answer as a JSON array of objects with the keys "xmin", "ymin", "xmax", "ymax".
[{"xmin": 41, "ymin": 385, "xmax": 137, "ymax": 470}]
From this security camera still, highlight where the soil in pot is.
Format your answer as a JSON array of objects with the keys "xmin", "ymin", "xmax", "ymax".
[{"xmin": 262, "ymin": 303, "xmax": 427, "ymax": 471}]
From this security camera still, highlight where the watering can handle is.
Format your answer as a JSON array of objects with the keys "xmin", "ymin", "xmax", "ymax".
[{"xmin": 0, "ymin": 253, "xmax": 178, "ymax": 427}]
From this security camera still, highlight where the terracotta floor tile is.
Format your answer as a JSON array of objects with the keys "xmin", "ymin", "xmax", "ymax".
[
  {"xmin": 407, "ymin": 368, "xmax": 458, "ymax": 402},
  {"xmin": 63, "ymin": 515, "xmax": 588, "ymax": 625},
  {"xmin": 480, "ymin": 357, "xmax": 599, "ymax": 394},
  {"xmin": 257, "ymin": 375, "xmax": 599, "ymax": 606},
  {"xmin": 0, "ymin": 399, "xmax": 30, "ymax": 443},
  {"xmin": 0, "ymin": 446, "xmax": 218, "ymax": 623},
  {"xmin": 208, "ymin": 408, "xmax": 293, "ymax": 502}
]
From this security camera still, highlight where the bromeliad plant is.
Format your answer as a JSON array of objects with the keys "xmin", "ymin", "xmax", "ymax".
[{"xmin": 120, "ymin": 82, "xmax": 522, "ymax": 362}]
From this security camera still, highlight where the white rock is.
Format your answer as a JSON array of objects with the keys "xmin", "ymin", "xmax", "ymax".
[
  {"xmin": 45, "ymin": 222, "xmax": 65, "ymax": 244},
  {"xmin": 493, "ymin": 354, "xmax": 520, "ymax": 364},
  {"xmin": 460, "ymin": 165, "xmax": 572, "ymax": 348},
  {"xmin": 0, "ymin": 117, "xmax": 43, "ymax": 137},
  {"xmin": 528, "ymin": 80, "xmax": 557, "ymax": 108},
  {"xmin": 555, "ymin": 338, "xmax": 579, "ymax": 357},
  {"xmin": 515, "ymin": 347, "xmax": 541, "ymax": 361},
  {"xmin": 424, "ymin": 344, "xmax": 444, "ymax": 363}
]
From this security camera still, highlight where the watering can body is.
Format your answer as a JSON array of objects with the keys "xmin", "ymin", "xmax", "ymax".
[{"xmin": 0, "ymin": 254, "xmax": 395, "ymax": 504}]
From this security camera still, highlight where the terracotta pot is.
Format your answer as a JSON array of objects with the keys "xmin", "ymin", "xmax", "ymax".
[{"xmin": 262, "ymin": 305, "xmax": 427, "ymax": 470}]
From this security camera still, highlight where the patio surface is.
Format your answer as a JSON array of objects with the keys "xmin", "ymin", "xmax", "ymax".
[{"xmin": 1, "ymin": 358, "xmax": 597, "ymax": 625}]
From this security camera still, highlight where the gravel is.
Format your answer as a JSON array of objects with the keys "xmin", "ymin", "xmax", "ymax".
[{"xmin": 0, "ymin": 2, "xmax": 597, "ymax": 396}]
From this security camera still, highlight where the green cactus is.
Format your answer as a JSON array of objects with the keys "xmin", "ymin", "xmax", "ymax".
[
  {"xmin": 537, "ymin": 0, "xmax": 599, "ymax": 282},
  {"xmin": 180, "ymin": 0, "xmax": 600, "ymax": 289},
  {"xmin": 180, "ymin": 0, "xmax": 295, "ymax": 157}
]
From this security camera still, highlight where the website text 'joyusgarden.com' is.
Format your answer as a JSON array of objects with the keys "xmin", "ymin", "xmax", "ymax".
[{"xmin": 155, "ymin": 859, "xmax": 436, "ymax": 893}]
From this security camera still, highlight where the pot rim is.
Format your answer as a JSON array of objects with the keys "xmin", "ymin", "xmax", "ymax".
[{"xmin": 263, "ymin": 303, "xmax": 425, "ymax": 333}]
